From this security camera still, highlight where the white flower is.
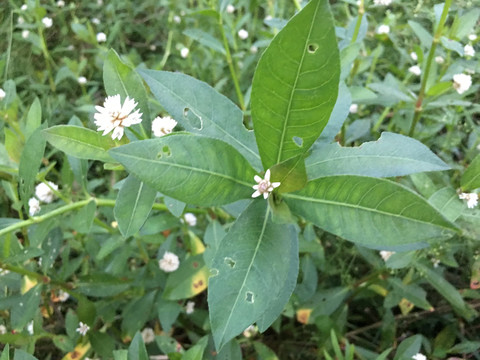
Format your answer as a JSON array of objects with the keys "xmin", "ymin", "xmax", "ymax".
[
  {"xmin": 35, "ymin": 181, "xmax": 58, "ymax": 203},
  {"xmin": 349, "ymin": 103, "xmax": 358, "ymax": 113},
  {"xmin": 57, "ymin": 0, "xmax": 65, "ymax": 7},
  {"xmin": 459, "ymin": 192, "xmax": 478, "ymax": 209},
  {"xmin": 464, "ymin": 44, "xmax": 475, "ymax": 57},
  {"xmin": 97, "ymin": 0, "xmax": 103, "ymax": 5},
  {"xmin": 252, "ymin": 169, "xmax": 281, "ymax": 199},
  {"xmin": 250, "ymin": 45, "xmax": 258, "ymax": 54},
  {"xmin": 412, "ymin": 354, "xmax": 426, "ymax": 360},
  {"xmin": 18, "ymin": 17, "xmax": 24, "ymax": 25},
  {"xmin": 173, "ymin": 15, "xmax": 181, "ymax": 24},
  {"xmin": 141, "ymin": 327, "xmax": 155, "ymax": 344},
  {"xmin": 28, "ymin": 197, "xmax": 41, "ymax": 216},
  {"xmin": 408, "ymin": 65, "xmax": 421, "ymax": 76},
  {"xmin": 94, "ymin": 95, "xmax": 143, "ymax": 140},
  {"xmin": 0, "ymin": 325, "xmax": 6, "ymax": 335},
  {"xmin": 26, "ymin": 321, "xmax": 34, "ymax": 335},
  {"xmin": 78, "ymin": 76, "xmax": 87, "ymax": 85},
  {"xmin": 226, "ymin": 4, "xmax": 235, "ymax": 13},
  {"xmin": 265, "ymin": 15, "xmax": 273, "ymax": 21},
  {"xmin": 96, "ymin": 32, "xmax": 107, "ymax": 42},
  {"xmin": 238, "ymin": 29, "xmax": 249, "ymax": 40},
  {"xmin": 432, "ymin": 258, "xmax": 440, "ymax": 268},
  {"xmin": 58, "ymin": 290, "xmax": 70, "ymax": 302},
  {"xmin": 183, "ymin": 213, "xmax": 197, "ymax": 227},
  {"xmin": 159, "ymin": 251, "xmax": 180, "ymax": 273},
  {"xmin": 22, "ymin": 30, "xmax": 29, "ymax": 39},
  {"xmin": 380, "ymin": 250, "xmax": 394, "ymax": 262},
  {"xmin": 435, "ymin": 56, "xmax": 444, "ymax": 64},
  {"xmin": 0, "ymin": 88, "xmax": 5, "ymax": 100},
  {"xmin": 452, "ymin": 73, "xmax": 472, "ymax": 94},
  {"xmin": 21, "ymin": 4, "xmax": 27, "ymax": 10},
  {"xmin": 377, "ymin": 24, "xmax": 390, "ymax": 35},
  {"xmin": 76, "ymin": 322, "xmax": 90, "ymax": 336},
  {"xmin": 374, "ymin": 0, "xmax": 392, "ymax": 5},
  {"xmin": 410, "ymin": 52, "xmax": 418, "ymax": 61},
  {"xmin": 243, "ymin": 325, "xmax": 258, "ymax": 338},
  {"xmin": 150, "ymin": 45, "xmax": 156, "ymax": 51},
  {"xmin": 42, "ymin": 17, "xmax": 53, "ymax": 28},
  {"xmin": 180, "ymin": 47, "xmax": 189, "ymax": 58},
  {"xmin": 185, "ymin": 301, "xmax": 195, "ymax": 314},
  {"xmin": 152, "ymin": 116, "xmax": 177, "ymax": 137},
  {"xmin": 91, "ymin": 18, "xmax": 100, "ymax": 25},
  {"xmin": 469, "ymin": 34, "xmax": 477, "ymax": 41}
]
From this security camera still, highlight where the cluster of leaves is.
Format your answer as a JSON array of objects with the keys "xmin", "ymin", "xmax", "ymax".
[{"xmin": 0, "ymin": 0, "xmax": 479, "ymax": 359}]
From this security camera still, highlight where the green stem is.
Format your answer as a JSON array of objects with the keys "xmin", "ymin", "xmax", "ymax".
[
  {"xmin": 372, "ymin": 106, "xmax": 392, "ymax": 132},
  {"xmin": 4, "ymin": 12, "xmax": 13, "ymax": 83},
  {"xmin": 158, "ymin": 11, "xmax": 174, "ymax": 70},
  {"xmin": 292, "ymin": 0, "xmax": 302, "ymax": 11},
  {"xmin": 408, "ymin": 0, "xmax": 452, "ymax": 137},
  {"xmin": 350, "ymin": 0, "xmax": 364, "ymax": 45},
  {"xmin": 37, "ymin": 25, "xmax": 56, "ymax": 92}
]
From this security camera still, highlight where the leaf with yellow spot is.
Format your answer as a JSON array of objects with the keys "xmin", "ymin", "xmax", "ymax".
[
  {"xmin": 61, "ymin": 342, "xmax": 91, "ymax": 360},
  {"xmin": 163, "ymin": 254, "xmax": 208, "ymax": 300},
  {"xmin": 399, "ymin": 298, "xmax": 414, "ymax": 315},
  {"xmin": 188, "ymin": 231, "xmax": 206, "ymax": 255},
  {"xmin": 296, "ymin": 308, "xmax": 313, "ymax": 324},
  {"xmin": 21, "ymin": 276, "xmax": 38, "ymax": 294}
]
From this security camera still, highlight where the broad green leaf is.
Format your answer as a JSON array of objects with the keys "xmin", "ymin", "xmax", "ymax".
[
  {"xmin": 4, "ymin": 127, "xmax": 23, "ymax": 163},
  {"xmin": 387, "ymin": 278, "xmax": 433, "ymax": 311},
  {"xmin": 307, "ymin": 132, "xmax": 450, "ymax": 179},
  {"xmin": 76, "ymin": 274, "xmax": 131, "ymax": 297},
  {"xmin": 461, "ymin": 154, "xmax": 480, "ymax": 191},
  {"xmin": 452, "ymin": 9, "xmax": 480, "ymax": 39},
  {"xmin": 251, "ymin": 0, "xmax": 340, "ymax": 169},
  {"xmin": 284, "ymin": 176, "xmax": 458, "ymax": 250},
  {"xmin": 13, "ymin": 350, "xmax": 37, "ymax": 360},
  {"xmin": 114, "ymin": 175, "xmax": 156, "ymax": 237},
  {"xmin": 43, "ymin": 125, "xmax": 122, "ymax": 162},
  {"xmin": 156, "ymin": 299, "xmax": 182, "ymax": 332},
  {"xmin": 392, "ymin": 335, "xmax": 422, "ymax": 360},
  {"xmin": 440, "ymin": 37, "xmax": 464, "ymax": 55},
  {"xmin": 25, "ymin": 97, "xmax": 42, "ymax": 140},
  {"xmin": 113, "ymin": 350, "xmax": 128, "ymax": 360},
  {"xmin": 127, "ymin": 332, "xmax": 149, "ymax": 360},
  {"xmin": 428, "ymin": 187, "xmax": 464, "ymax": 223},
  {"xmin": 203, "ymin": 220, "xmax": 227, "ymax": 268},
  {"xmin": 103, "ymin": 49, "xmax": 151, "ymax": 137},
  {"xmin": 208, "ymin": 201, "xmax": 298, "ymax": 350},
  {"xmin": 183, "ymin": 29, "xmax": 226, "ymax": 55},
  {"xmin": 163, "ymin": 255, "xmax": 209, "ymax": 300},
  {"xmin": 254, "ymin": 342, "xmax": 279, "ymax": 360},
  {"xmin": 40, "ymin": 228, "xmax": 62, "ymax": 274},
  {"xmin": 138, "ymin": 69, "xmax": 261, "ymax": 170},
  {"xmin": 122, "ymin": 291, "xmax": 156, "ymax": 335},
  {"xmin": 0, "ymin": 344, "xmax": 9, "ymax": 360},
  {"xmin": 270, "ymin": 154, "xmax": 307, "ymax": 194},
  {"xmin": 11, "ymin": 286, "xmax": 41, "ymax": 330},
  {"xmin": 183, "ymin": 336, "xmax": 209, "ymax": 360},
  {"xmin": 317, "ymin": 82, "xmax": 351, "ymax": 143},
  {"xmin": 109, "ymin": 134, "xmax": 257, "ymax": 206},
  {"xmin": 19, "ymin": 124, "xmax": 46, "ymax": 211},
  {"xmin": 448, "ymin": 341, "xmax": 480, "ymax": 354},
  {"xmin": 163, "ymin": 195, "xmax": 186, "ymax": 218},
  {"xmin": 408, "ymin": 21, "xmax": 433, "ymax": 49}
]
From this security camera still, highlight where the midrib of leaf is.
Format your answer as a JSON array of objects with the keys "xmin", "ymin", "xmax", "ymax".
[
  {"xmin": 308, "ymin": 154, "xmax": 443, "ymax": 167},
  {"xmin": 125, "ymin": 181, "xmax": 144, "ymax": 235},
  {"xmin": 218, "ymin": 205, "xmax": 271, "ymax": 345},
  {"xmin": 114, "ymin": 151, "xmax": 252, "ymax": 188},
  {"xmin": 284, "ymin": 193, "xmax": 456, "ymax": 230},
  {"xmin": 112, "ymin": 65, "xmax": 129, "ymax": 98},
  {"xmin": 276, "ymin": 1, "xmax": 321, "ymax": 164},
  {"xmin": 142, "ymin": 72, "xmax": 260, "ymax": 162},
  {"xmin": 46, "ymin": 131, "xmax": 108, "ymax": 153}
]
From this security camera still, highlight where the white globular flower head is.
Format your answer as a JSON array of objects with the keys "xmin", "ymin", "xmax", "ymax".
[
  {"xmin": 57, "ymin": 0, "xmax": 65, "ymax": 7},
  {"xmin": 0, "ymin": 325, "xmax": 6, "ymax": 335},
  {"xmin": 252, "ymin": 169, "xmax": 281, "ymax": 199},
  {"xmin": 185, "ymin": 301, "xmax": 195, "ymax": 314},
  {"xmin": 349, "ymin": 103, "xmax": 358, "ymax": 113},
  {"xmin": 410, "ymin": 51, "xmax": 418, "ymax": 61},
  {"xmin": 435, "ymin": 56, "xmax": 444, "ymax": 64},
  {"xmin": 226, "ymin": 4, "xmax": 235, "ymax": 13},
  {"xmin": 76, "ymin": 322, "xmax": 90, "ymax": 336},
  {"xmin": 94, "ymin": 95, "xmax": 143, "ymax": 140},
  {"xmin": 28, "ymin": 197, "xmax": 41, "ymax": 216},
  {"xmin": 159, "ymin": 251, "xmax": 180, "ymax": 273},
  {"xmin": 377, "ymin": 24, "xmax": 390, "ymax": 35},
  {"xmin": 464, "ymin": 44, "xmax": 475, "ymax": 57},
  {"xmin": 22, "ymin": 30, "xmax": 29, "ymax": 39},
  {"xmin": 468, "ymin": 34, "xmax": 477, "ymax": 41},
  {"xmin": 0, "ymin": 88, "xmax": 5, "ymax": 100},
  {"xmin": 42, "ymin": 17, "xmax": 53, "ymax": 28},
  {"xmin": 152, "ymin": 116, "xmax": 177, "ymax": 137},
  {"xmin": 452, "ymin": 73, "xmax": 472, "ymax": 94},
  {"xmin": 243, "ymin": 325, "xmax": 258, "ymax": 338},
  {"xmin": 250, "ymin": 45, "xmax": 258, "ymax": 54},
  {"xmin": 21, "ymin": 4, "xmax": 27, "ymax": 10},
  {"xmin": 412, "ymin": 354, "xmax": 427, "ymax": 360},
  {"xmin": 183, "ymin": 213, "xmax": 197, "ymax": 227},
  {"xmin": 26, "ymin": 321, "xmax": 34, "ymax": 335},
  {"xmin": 408, "ymin": 65, "xmax": 421, "ymax": 76},
  {"xmin": 459, "ymin": 192, "xmax": 478, "ymax": 209},
  {"xmin": 91, "ymin": 17, "xmax": 101, "ymax": 25},
  {"xmin": 374, "ymin": 0, "xmax": 392, "ymax": 5},
  {"xmin": 141, "ymin": 327, "xmax": 155, "ymax": 344},
  {"xmin": 35, "ymin": 182, "xmax": 58, "ymax": 203},
  {"xmin": 180, "ymin": 47, "xmax": 189, "ymax": 58},
  {"xmin": 173, "ymin": 15, "xmax": 181, "ymax": 24},
  {"xmin": 58, "ymin": 290, "xmax": 70, "ymax": 302},
  {"xmin": 380, "ymin": 250, "xmax": 395, "ymax": 262},
  {"xmin": 238, "ymin": 29, "xmax": 249, "ymax": 40},
  {"xmin": 78, "ymin": 76, "xmax": 87, "ymax": 85},
  {"xmin": 96, "ymin": 32, "xmax": 107, "ymax": 42}
]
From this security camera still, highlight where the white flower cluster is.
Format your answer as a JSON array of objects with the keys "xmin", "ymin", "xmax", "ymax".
[
  {"xmin": 159, "ymin": 251, "xmax": 180, "ymax": 272},
  {"xmin": 238, "ymin": 29, "xmax": 249, "ymax": 40},
  {"xmin": 412, "ymin": 353, "xmax": 426, "ymax": 360},
  {"xmin": 152, "ymin": 116, "xmax": 177, "ymax": 137},
  {"xmin": 185, "ymin": 301, "xmax": 195, "ymax": 314},
  {"xmin": 452, "ymin": 73, "xmax": 472, "ymax": 95},
  {"xmin": 376, "ymin": 24, "xmax": 390, "ymax": 35},
  {"xmin": 380, "ymin": 250, "xmax": 394, "ymax": 262},
  {"xmin": 459, "ymin": 192, "xmax": 478, "ymax": 209},
  {"xmin": 28, "ymin": 181, "xmax": 59, "ymax": 216},
  {"xmin": 374, "ymin": 0, "xmax": 392, "ymax": 5},
  {"xmin": 141, "ymin": 327, "xmax": 155, "ymax": 344},
  {"xmin": 408, "ymin": 65, "xmax": 421, "ymax": 76},
  {"xmin": 464, "ymin": 44, "xmax": 475, "ymax": 57}
]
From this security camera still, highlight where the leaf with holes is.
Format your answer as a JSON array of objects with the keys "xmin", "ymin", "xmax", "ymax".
[
  {"xmin": 208, "ymin": 201, "xmax": 298, "ymax": 350},
  {"xmin": 138, "ymin": 69, "xmax": 262, "ymax": 170},
  {"xmin": 109, "ymin": 133, "xmax": 257, "ymax": 206},
  {"xmin": 284, "ymin": 176, "xmax": 458, "ymax": 250},
  {"xmin": 251, "ymin": 0, "xmax": 340, "ymax": 169},
  {"xmin": 163, "ymin": 255, "xmax": 209, "ymax": 300}
]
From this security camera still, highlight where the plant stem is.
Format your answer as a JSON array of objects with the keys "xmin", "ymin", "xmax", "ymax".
[
  {"xmin": 350, "ymin": 0, "xmax": 364, "ymax": 45},
  {"xmin": 292, "ymin": 0, "xmax": 302, "ymax": 11},
  {"xmin": 158, "ymin": 11, "xmax": 174, "ymax": 70},
  {"xmin": 38, "ymin": 25, "xmax": 56, "ymax": 92},
  {"xmin": 408, "ymin": 0, "xmax": 452, "ymax": 137}
]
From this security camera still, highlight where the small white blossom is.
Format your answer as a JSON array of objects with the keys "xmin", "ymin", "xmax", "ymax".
[
  {"xmin": 173, "ymin": 15, "xmax": 181, "ymax": 24},
  {"xmin": 183, "ymin": 213, "xmax": 197, "ymax": 227},
  {"xmin": 28, "ymin": 197, "xmax": 41, "ymax": 216},
  {"xmin": 0, "ymin": 325, "xmax": 6, "ymax": 335},
  {"xmin": 58, "ymin": 290, "xmax": 70, "ymax": 302},
  {"xmin": 469, "ymin": 34, "xmax": 477, "ymax": 41},
  {"xmin": 226, "ymin": 4, "xmax": 235, "ymax": 13},
  {"xmin": 185, "ymin": 301, "xmax": 195, "ymax": 314},
  {"xmin": 42, "ymin": 17, "xmax": 53, "ymax": 28},
  {"xmin": 96, "ymin": 32, "xmax": 107, "ymax": 42},
  {"xmin": 91, "ymin": 18, "xmax": 100, "ymax": 25},
  {"xmin": 159, "ymin": 251, "xmax": 180, "ymax": 273},
  {"xmin": 76, "ymin": 322, "xmax": 90, "ymax": 336},
  {"xmin": 432, "ymin": 258, "xmax": 440, "ymax": 268},
  {"xmin": 408, "ymin": 65, "xmax": 421, "ymax": 76},
  {"xmin": 152, "ymin": 116, "xmax": 177, "ymax": 137},
  {"xmin": 464, "ymin": 44, "xmax": 475, "ymax": 57},
  {"xmin": 97, "ymin": 0, "xmax": 103, "ymax": 5},
  {"xmin": 435, "ymin": 56, "xmax": 444, "ymax": 64},
  {"xmin": 57, "ymin": 0, "xmax": 65, "ymax": 7},
  {"xmin": 22, "ymin": 30, "xmax": 29, "ymax": 39},
  {"xmin": 410, "ymin": 52, "xmax": 418, "ymax": 61},
  {"xmin": 374, "ymin": 0, "xmax": 392, "ymax": 5},
  {"xmin": 94, "ymin": 95, "xmax": 143, "ymax": 140},
  {"xmin": 180, "ymin": 47, "xmax": 189, "ymax": 58},
  {"xmin": 0, "ymin": 88, "xmax": 5, "ymax": 100},
  {"xmin": 452, "ymin": 73, "xmax": 472, "ymax": 94},
  {"xmin": 35, "ymin": 181, "xmax": 58, "ymax": 203},
  {"xmin": 252, "ymin": 169, "xmax": 281, "ymax": 199},
  {"xmin": 250, "ymin": 45, "xmax": 258, "ymax": 54},
  {"xmin": 380, "ymin": 250, "xmax": 394, "ymax": 262},
  {"xmin": 141, "ymin": 327, "xmax": 155, "ymax": 344},
  {"xmin": 243, "ymin": 325, "xmax": 258, "ymax": 338},
  {"xmin": 26, "ymin": 321, "xmax": 34, "ymax": 335},
  {"xmin": 0, "ymin": 268, "xmax": 10, "ymax": 276},
  {"xmin": 349, "ymin": 103, "xmax": 358, "ymax": 113},
  {"xmin": 21, "ymin": 4, "xmax": 27, "ymax": 10},
  {"xmin": 265, "ymin": 15, "xmax": 273, "ymax": 21},
  {"xmin": 459, "ymin": 192, "xmax": 478, "ymax": 209},
  {"xmin": 78, "ymin": 76, "xmax": 87, "ymax": 85},
  {"xmin": 377, "ymin": 24, "xmax": 390, "ymax": 35},
  {"xmin": 18, "ymin": 17, "xmax": 24, "ymax": 25},
  {"xmin": 150, "ymin": 45, "xmax": 156, "ymax": 51},
  {"xmin": 238, "ymin": 29, "xmax": 249, "ymax": 40},
  {"xmin": 412, "ymin": 354, "xmax": 426, "ymax": 360}
]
